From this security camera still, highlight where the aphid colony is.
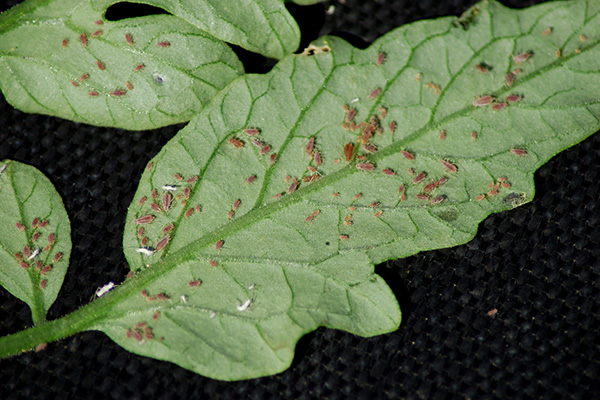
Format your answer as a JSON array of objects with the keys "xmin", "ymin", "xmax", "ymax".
[
  {"xmin": 13, "ymin": 216, "xmax": 62, "ymax": 290},
  {"xmin": 62, "ymin": 20, "xmax": 171, "ymax": 97}
]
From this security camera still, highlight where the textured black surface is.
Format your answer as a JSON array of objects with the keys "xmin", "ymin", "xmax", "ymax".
[{"xmin": 1, "ymin": 0, "xmax": 600, "ymax": 399}]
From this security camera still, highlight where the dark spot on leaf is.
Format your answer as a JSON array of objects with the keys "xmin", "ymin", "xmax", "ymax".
[
  {"xmin": 436, "ymin": 208, "xmax": 459, "ymax": 222},
  {"xmin": 104, "ymin": 2, "xmax": 171, "ymax": 21},
  {"xmin": 503, "ymin": 192, "xmax": 527, "ymax": 207},
  {"xmin": 325, "ymin": 242, "xmax": 330, "ymax": 246}
]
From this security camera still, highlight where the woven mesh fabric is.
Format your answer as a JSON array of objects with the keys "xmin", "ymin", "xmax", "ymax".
[{"xmin": 1, "ymin": 0, "xmax": 599, "ymax": 399}]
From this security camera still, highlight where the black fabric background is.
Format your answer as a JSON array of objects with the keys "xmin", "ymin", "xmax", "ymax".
[{"xmin": 1, "ymin": 0, "xmax": 599, "ymax": 399}]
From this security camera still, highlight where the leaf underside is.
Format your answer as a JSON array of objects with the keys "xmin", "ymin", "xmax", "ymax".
[
  {"xmin": 88, "ymin": 0, "xmax": 600, "ymax": 380},
  {"xmin": 0, "ymin": 160, "xmax": 71, "ymax": 325}
]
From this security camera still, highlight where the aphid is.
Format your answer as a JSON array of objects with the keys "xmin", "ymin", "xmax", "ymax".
[
  {"xmin": 132, "ymin": 330, "xmax": 143, "ymax": 341},
  {"xmin": 416, "ymin": 193, "xmax": 430, "ymax": 201},
  {"xmin": 157, "ymin": 41, "xmax": 170, "ymax": 48},
  {"xmin": 487, "ymin": 308, "xmax": 498, "ymax": 317},
  {"xmin": 313, "ymin": 151, "xmax": 322, "ymax": 166},
  {"xmin": 408, "ymin": 168, "xmax": 414, "ymax": 175},
  {"xmin": 542, "ymin": 27, "xmax": 552, "ymax": 36},
  {"xmin": 243, "ymin": 128, "xmax": 260, "ymax": 136},
  {"xmin": 228, "ymin": 210, "xmax": 234, "ymax": 219},
  {"xmin": 376, "ymin": 52, "xmax": 386, "ymax": 66},
  {"xmin": 125, "ymin": 82, "xmax": 133, "ymax": 90},
  {"xmin": 88, "ymin": 91, "xmax": 98, "ymax": 97},
  {"xmin": 141, "ymin": 237, "xmax": 148, "ymax": 246},
  {"xmin": 510, "ymin": 148, "xmax": 528, "ymax": 156},
  {"xmin": 183, "ymin": 187, "xmax": 190, "ymax": 199},
  {"xmin": 245, "ymin": 175, "xmax": 257, "ymax": 184},
  {"xmin": 471, "ymin": 131, "xmax": 477, "ymax": 140},
  {"xmin": 506, "ymin": 95, "xmax": 521, "ymax": 103},
  {"xmin": 401, "ymin": 150, "xmax": 414, "ymax": 160},
  {"xmin": 32, "ymin": 232, "xmax": 40, "ymax": 242},
  {"xmin": 369, "ymin": 202, "xmax": 380, "ymax": 208},
  {"xmin": 332, "ymin": 192, "xmax": 340, "ymax": 197},
  {"xmin": 16, "ymin": 221, "xmax": 25, "ymax": 231},
  {"xmin": 389, "ymin": 121, "xmax": 396, "ymax": 134},
  {"xmin": 79, "ymin": 73, "xmax": 89, "ymax": 81},
  {"xmin": 361, "ymin": 144, "xmax": 377, "ymax": 153},
  {"xmin": 579, "ymin": 34, "xmax": 587, "ymax": 42},
  {"xmin": 251, "ymin": 139, "xmax": 263, "ymax": 148},
  {"xmin": 208, "ymin": 260, "xmax": 218, "ymax": 267},
  {"xmin": 137, "ymin": 227, "xmax": 144, "ymax": 238},
  {"xmin": 501, "ymin": 182, "xmax": 511, "ymax": 188},
  {"xmin": 62, "ymin": 38, "xmax": 68, "ymax": 48},
  {"xmin": 35, "ymin": 261, "xmax": 43, "ymax": 271},
  {"xmin": 19, "ymin": 261, "xmax": 29, "ymax": 269},
  {"xmin": 134, "ymin": 215, "xmax": 155, "ymax": 225},
  {"xmin": 425, "ymin": 82, "xmax": 441, "ymax": 94},
  {"xmin": 136, "ymin": 247, "xmax": 154, "ymax": 256},
  {"xmin": 512, "ymin": 52, "xmax": 531, "ymax": 63},
  {"xmin": 162, "ymin": 223, "xmax": 174, "ymax": 233},
  {"xmin": 15, "ymin": 252, "xmax": 22, "ymax": 261},
  {"xmin": 475, "ymin": 194, "xmax": 486, "ymax": 200},
  {"xmin": 259, "ymin": 145, "xmax": 271, "ymax": 155},
  {"xmin": 374, "ymin": 210, "xmax": 383, "ymax": 217},
  {"xmin": 125, "ymin": 33, "xmax": 133, "ymax": 45},
  {"xmin": 215, "ymin": 240, "xmax": 223, "ymax": 250},
  {"xmin": 302, "ymin": 174, "xmax": 321, "ymax": 182},
  {"xmin": 439, "ymin": 130, "xmax": 446, "ymax": 140},
  {"xmin": 237, "ymin": 299, "xmax": 252, "ymax": 312},
  {"xmin": 228, "ymin": 138, "xmax": 244, "ymax": 148},
  {"xmin": 555, "ymin": 49, "xmax": 561, "ymax": 58},
  {"xmin": 431, "ymin": 195, "xmax": 445, "ymax": 205},
  {"xmin": 382, "ymin": 168, "xmax": 395, "ymax": 176},
  {"xmin": 339, "ymin": 234, "xmax": 349, "ymax": 240},
  {"xmin": 378, "ymin": 106, "xmax": 387, "ymax": 119},
  {"xmin": 415, "ymin": 73, "xmax": 422, "ymax": 81},
  {"xmin": 95, "ymin": 282, "xmax": 116, "ymax": 297},
  {"xmin": 23, "ymin": 246, "xmax": 31, "ymax": 259},
  {"xmin": 353, "ymin": 193, "xmax": 362, "ymax": 201},
  {"xmin": 79, "ymin": 33, "xmax": 87, "ymax": 47},
  {"xmin": 156, "ymin": 293, "xmax": 168, "ymax": 300},
  {"xmin": 38, "ymin": 220, "xmax": 48, "ymax": 228},
  {"xmin": 151, "ymin": 188, "xmax": 158, "ymax": 197},
  {"xmin": 472, "ymin": 95, "xmax": 493, "ymax": 107},
  {"xmin": 423, "ymin": 182, "xmax": 437, "ymax": 193},
  {"xmin": 135, "ymin": 322, "xmax": 147, "ymax": 329},
  {"xmin": 96, "ymin": 60, "xmax": 105, "ymax": 70},
  {"xmin": 475, "ymin": 64, "xmax": 487, "ymax": 73},
  {"xmin": 32, "ymin": 218, "xmax": 39, "ymax": 228},
  {"xmin": 440, "ymin": 159, "xmax": 457, "ymax": 173},
  {"xmin": 345, "ymin": 108, "xmax": 356, "ymax": 122},
  {"xmin": 398, "ymin": 184, "xmax": 405, "ymax": 193},
  {"xmin": 195, "ymin": 205, "xmax": 201, "ymax": 213},
  {"xmin": 134, "ymin": 63, "xmax": 145, "ymax": 72},
  {"xmin": 400, "ymin": 193, "xmax": 406, "ymax": 201},
  {"xmin": 575, "ymin": 48, "xmax": 582, "ymax": 54},
  {"xmin": 155, "ymin": 236, "xmax": 170, "ymax": 251},
  {"xmin": 413, "ymin": 172, "xmax": 426, "ymax": 184},
  {"xmin": 305, "ymin": 137, "xmax": 315, "ymax": 156},
  {"xmin": 305, "ymin": 209, "xmax": 320, "ymax": 222},
  {"xmin": 23, "ymin": 249, "xmax": 40, "ymax": 261},
  {"xmin": 343, "ymin": 142, "xmax": 354, "ymax": 162},
  {"xmin": 91, "ymin": 30, "xmax": 102, "ymax": 37},
  {"xmin": 110, "ymin": 89, "xmax": 126, "ymax": 97},
  {"xmin": 344, "ymin": 214, "xmax": 352, "ymax": 221},
  {"xmin": 270, "ymin": 153, "xmax": 277, "ymax": 165},
  {"xmin": 35, "ymin": 343, "xmax": 48, "ymax": 352},
  {"xmin": 492, "ymin": 102, "xmax": 507, "ymax": 110},
  {"xmin": 368, "ymin": 87, "xmax": 381, "ymax": 99},
  {"xmin": 138, "ymin": 196, "xmax": 147, "ymax": 206},
  {"xmin": 94, "ymin": 20, "xmax": 103, "ymax": 25},
  {"xmin": 71, "ymin": 80, "xmax": 79, "ymax": 87},
  {"xmin": 189, "ymin": 280, "xmax": 202, "ymax": 287},
  {"xmin": 39, "ymin": 279, "xmax": 47, "ymax": 289},
  {"xmin": 187, "ymin": 176, "xmax": 198, "ymax": 183},
  {"xmin": 287, "ymin": 178, "xmax": 298, "ymax": 194},
  {"xmin": 152, "ymin": 311, "xmax": 160, "ymax": 319},
  {"xmin": 150, "ymin": 203, "xmax": 162, "ymax": 212},
  {"xmin": 356, "ymin": 163, "xmax": 374, "ymax": 171}
]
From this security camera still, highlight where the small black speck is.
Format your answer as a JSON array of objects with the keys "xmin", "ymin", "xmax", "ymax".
[{"xmin": 325, "ymin": 242, "xmax": 330, "ymax": 246}]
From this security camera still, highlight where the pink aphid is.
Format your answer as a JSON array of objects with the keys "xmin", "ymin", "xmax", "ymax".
[
  {"xmin": 368, "ymin": 87, "xmax": 381, "ymax": 99},
  {"xmin": 150, "ymin": 203, "xmax": 162, "ymax": 212},
  {"xmin": 259, "ymin": 145, "xmax": 271, "ymax": 155},
  {"xmin": 382, "ymin": 168, "xmax": 395, "ymax": 176},
  {"xmin": 162, "ymin": 193, "xmax": 172, "ymax": 211},
  {"xmin": 39, "ymin": 279, "xmax": 47, "ymax": 289},
  {"xmin": 305, "ymin": 209, "xmax": 320, "ymax": 222},
  {"xmin": 413, "ymin": 172, "xmax": 427, "ymax": 184},
  {"xmin": 356, "ymin": 163, "xmax": 374, "ymax": 171},
  {"xmin": 389, "ymin": 121, "xmax": 396, "ymax": 134},
  {"xmin": 440, "ymin": 159, "xmax": 457, "ymax": 173},
  {"xmin": 134, "ymin": 63, "xmax": 145, "ymax": 72},
  {"xmin": 91, "ymin": 30, "xmax": 102, "ymax": 37},
  {"xmin": 137, "ymin": 227, "xmax": 144, "ymax": 238},
  {"xmin": 215, "ymin": 240, "xmax": 223, "ymax": 250},
  {"xmin": 184, "ymin": 208, "xmax": 194, "ymax": 218},
  {"xmin": 38, "ymin": 220, "xmax": 48, "ymax": 228},
  {"xmin": 23, "ymin": 246, "xmax": 31, "ymax": 259},
  {"xmin": 510, "ymin": 148, "xmax": 528, "ymax": 156},
  {"xmin": 313, "ymin": 151, "xmax": 322, "ymax": 166},
  {"xmin": 138, "ymin": 196, "xmax": 147, "ymax": 206},
  {"xmin": 16, "ymin": 221, "xmax": 25, "ymax": 231},
  {"xmin": 492, "ymin": 102, "xmax": 507, "ymax": 110},
  {"xmin": 40, "ymin": 265, "xmax": 52, "ymax": 275},
  {"xmin": 88, "ymin": 91, "xmax": 98, "ymax": 96},
  {"xmin": 305, "ymin": 137, "xmax": 315, "ymax": 156},
  {"xmin": 401, "ymin": 150, "xmax": 414, "ymax": 160},
  {"xmin": 79, "ymin": 33, "xmax": 87, "ymax": 47},
  {"xmin": 232, "ymin": 199, "xmax": 241, "ymax": 210},
  {"xmin": 243, "ymin": 128, "xmax": 260, "ymax": 136},
  {"xmin": 79, "ymin": 73, "xmax": 89, "ymax": 81},
  {"xmin": 270, "ymin": 153, "xmax": 277, "ymax": 165},
  {"xmin": 71, "ymin": 80, "xmax": 79, "ymax": 87},
  {"xmin": 126, "ymin": 82, "xmax": 133, "ymax": 90},
  {"xmin": 416, "ymin": 193, "xmax": 430, "ymax": 201},
  {"xmin": 155, "ymin": 236, "xmax": 170, "ymax": 251},
  {"xmin": 208, "ymin": 260, "xmax": 218, "ymax": 267},
  {"xmin": 229, "ymin": 138, "xmax": 244, "ymax": 148},
  {"xmin": 423, "ymin": 182, "xmax": 438, "ymax": 193},
  {"xmin": 187, "ymin": 175, "xmax": 198, "ymax": 183},
  {"xmin": 163, "ymin": 223, "xmax": 174, "ymax": 233},
  {"xmin": 512, "ymin": 52, "xmax": 531, "ymax": 63},
  {"xmin": 19, "ymin": 261, "xmax": 29, "ymax": 269},
  {"xmin": 245, "ymin": 175, "xmax": 257, "ymax": 184},
  {"xmin": 94, "ymin": 20, "xmax": 103, "ymax": 25},
  {"xmin": 134, "ymin": 215, "xmax": 155, "ymax": 225},
  {"xmin": 362, "ymin": 144, "xmax": 377, "ymax": 154},
  {"xmin": 96, "ymin": 60, "xmax": 105, "ymax": 70},
  {"xmin": 473, "ymin": 95, "xmax": 493, "ymax": 107},
  {"xmin": 110, "ymin": 89, "xmax": 126, "ymax": 97},
  {"xmin": 183, "ymin": 187, "xmax": 190, "ymax": 199},
  {"xmin": 287, "ymin": 178, "xmax": 298, "ymax": 194},
  {"xmin": 505, "ymin": 73, "xmax": 514, "ymax": 87},
  {"xmin": 62, "ymin": 38, "xmax": 68, "ymax": 48},
  {"xmin": 431, "ymin": 195, "xmax": 445, "ymax": 205},
  {"xmin": 47, "ymin": 233, "xmax": 55, "ymax": 245},
  {"xmin": 32, "ymin": 232, "xmax": 40, "ymax": 242},
  {"xmin": 157, "ymin": 41, "xmax": 170, "ymax": 48},
  {"xmin": 345, "ymin": 108, "xmax": 357, "ymax": 122},
  {"xmin": 439, "ymin": 130, "xmax": 446, "ymax": 140},
  {"xmin": 53, "ymin": 252, "xmax": 62, "ymax": 263},
  {"xmin": 151, "ymin": 188, "xmax": 158, "ymax": 198},
  {"xmin": 189, "ymin": 280, "xmax": 202, "ymax": 287},
  {"xmin": 125, "ymin": 33, "xmax": 133, "ymax": 45},
  {"xmin": 376, "ymin": 52, "xmax": 386, "ymax": 66},
  {"xmin": 506, "ymin": 95, "xmax": 521, "ymax": 103}
]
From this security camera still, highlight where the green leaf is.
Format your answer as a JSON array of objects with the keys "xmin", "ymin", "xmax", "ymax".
[
  {"xmin": 0, "ymin": 160, "xmax": 71, "ymax": 324},
  {"xmin": 86, "ymin": 0, "xmax": 598, "ymax": 380},
  {"xmin": 0, "ymin": 0, "xmax": 244, "ymax": 130}
]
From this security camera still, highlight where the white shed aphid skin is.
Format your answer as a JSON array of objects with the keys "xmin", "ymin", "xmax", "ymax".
[
  {"xmin": 96, "ymin": 282, "xmax": 116, "ymax": 297},
  {"xmin": 180, "ymin": 294, "xmax": 188, "ymax": 304},
  {"xmin": 136, "ymin": 247, "xmax": 155, "ymax": 256},
  {"xmin": 0, "ymin": 163, "xmax": 6, "ymax": 176},
  {"xmin": 209, "ymin": 311, "xmax": 217, "ymax": 318},
  {"xmin": 237, "ymin": 299, "xmax": 252, "ymax": 312},
  {"xmin": 162, "ymin": 184, "xmax": 178, "ymax": 191},
  {"xmin": 27, "ymin": 248, "xmax": 40, "ymax": 261},
  {"xmin": 248, "ymin": 283, "xmax": 255, "ymax": 290}
]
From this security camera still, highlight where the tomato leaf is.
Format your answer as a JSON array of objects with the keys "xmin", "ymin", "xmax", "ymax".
[
  {"xmin": 0, "ymin": 160, "xmax": 71, "ymax": 324},
  {"xmin": 91, "ymin": 0, "xmax": 599, "ymax": 380}
]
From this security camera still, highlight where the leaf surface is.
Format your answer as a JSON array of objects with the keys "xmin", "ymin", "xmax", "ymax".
[
  {"xmin": 91, "ymin": 0, "xmax": 599, "ymax": 380},
  {"xmin": 0, "ymin": 0, "xmax": 244, "ymax": 130},
  {"xmin": 0, "ymin": 160, "xmax": 71, "ymax": 324}
]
